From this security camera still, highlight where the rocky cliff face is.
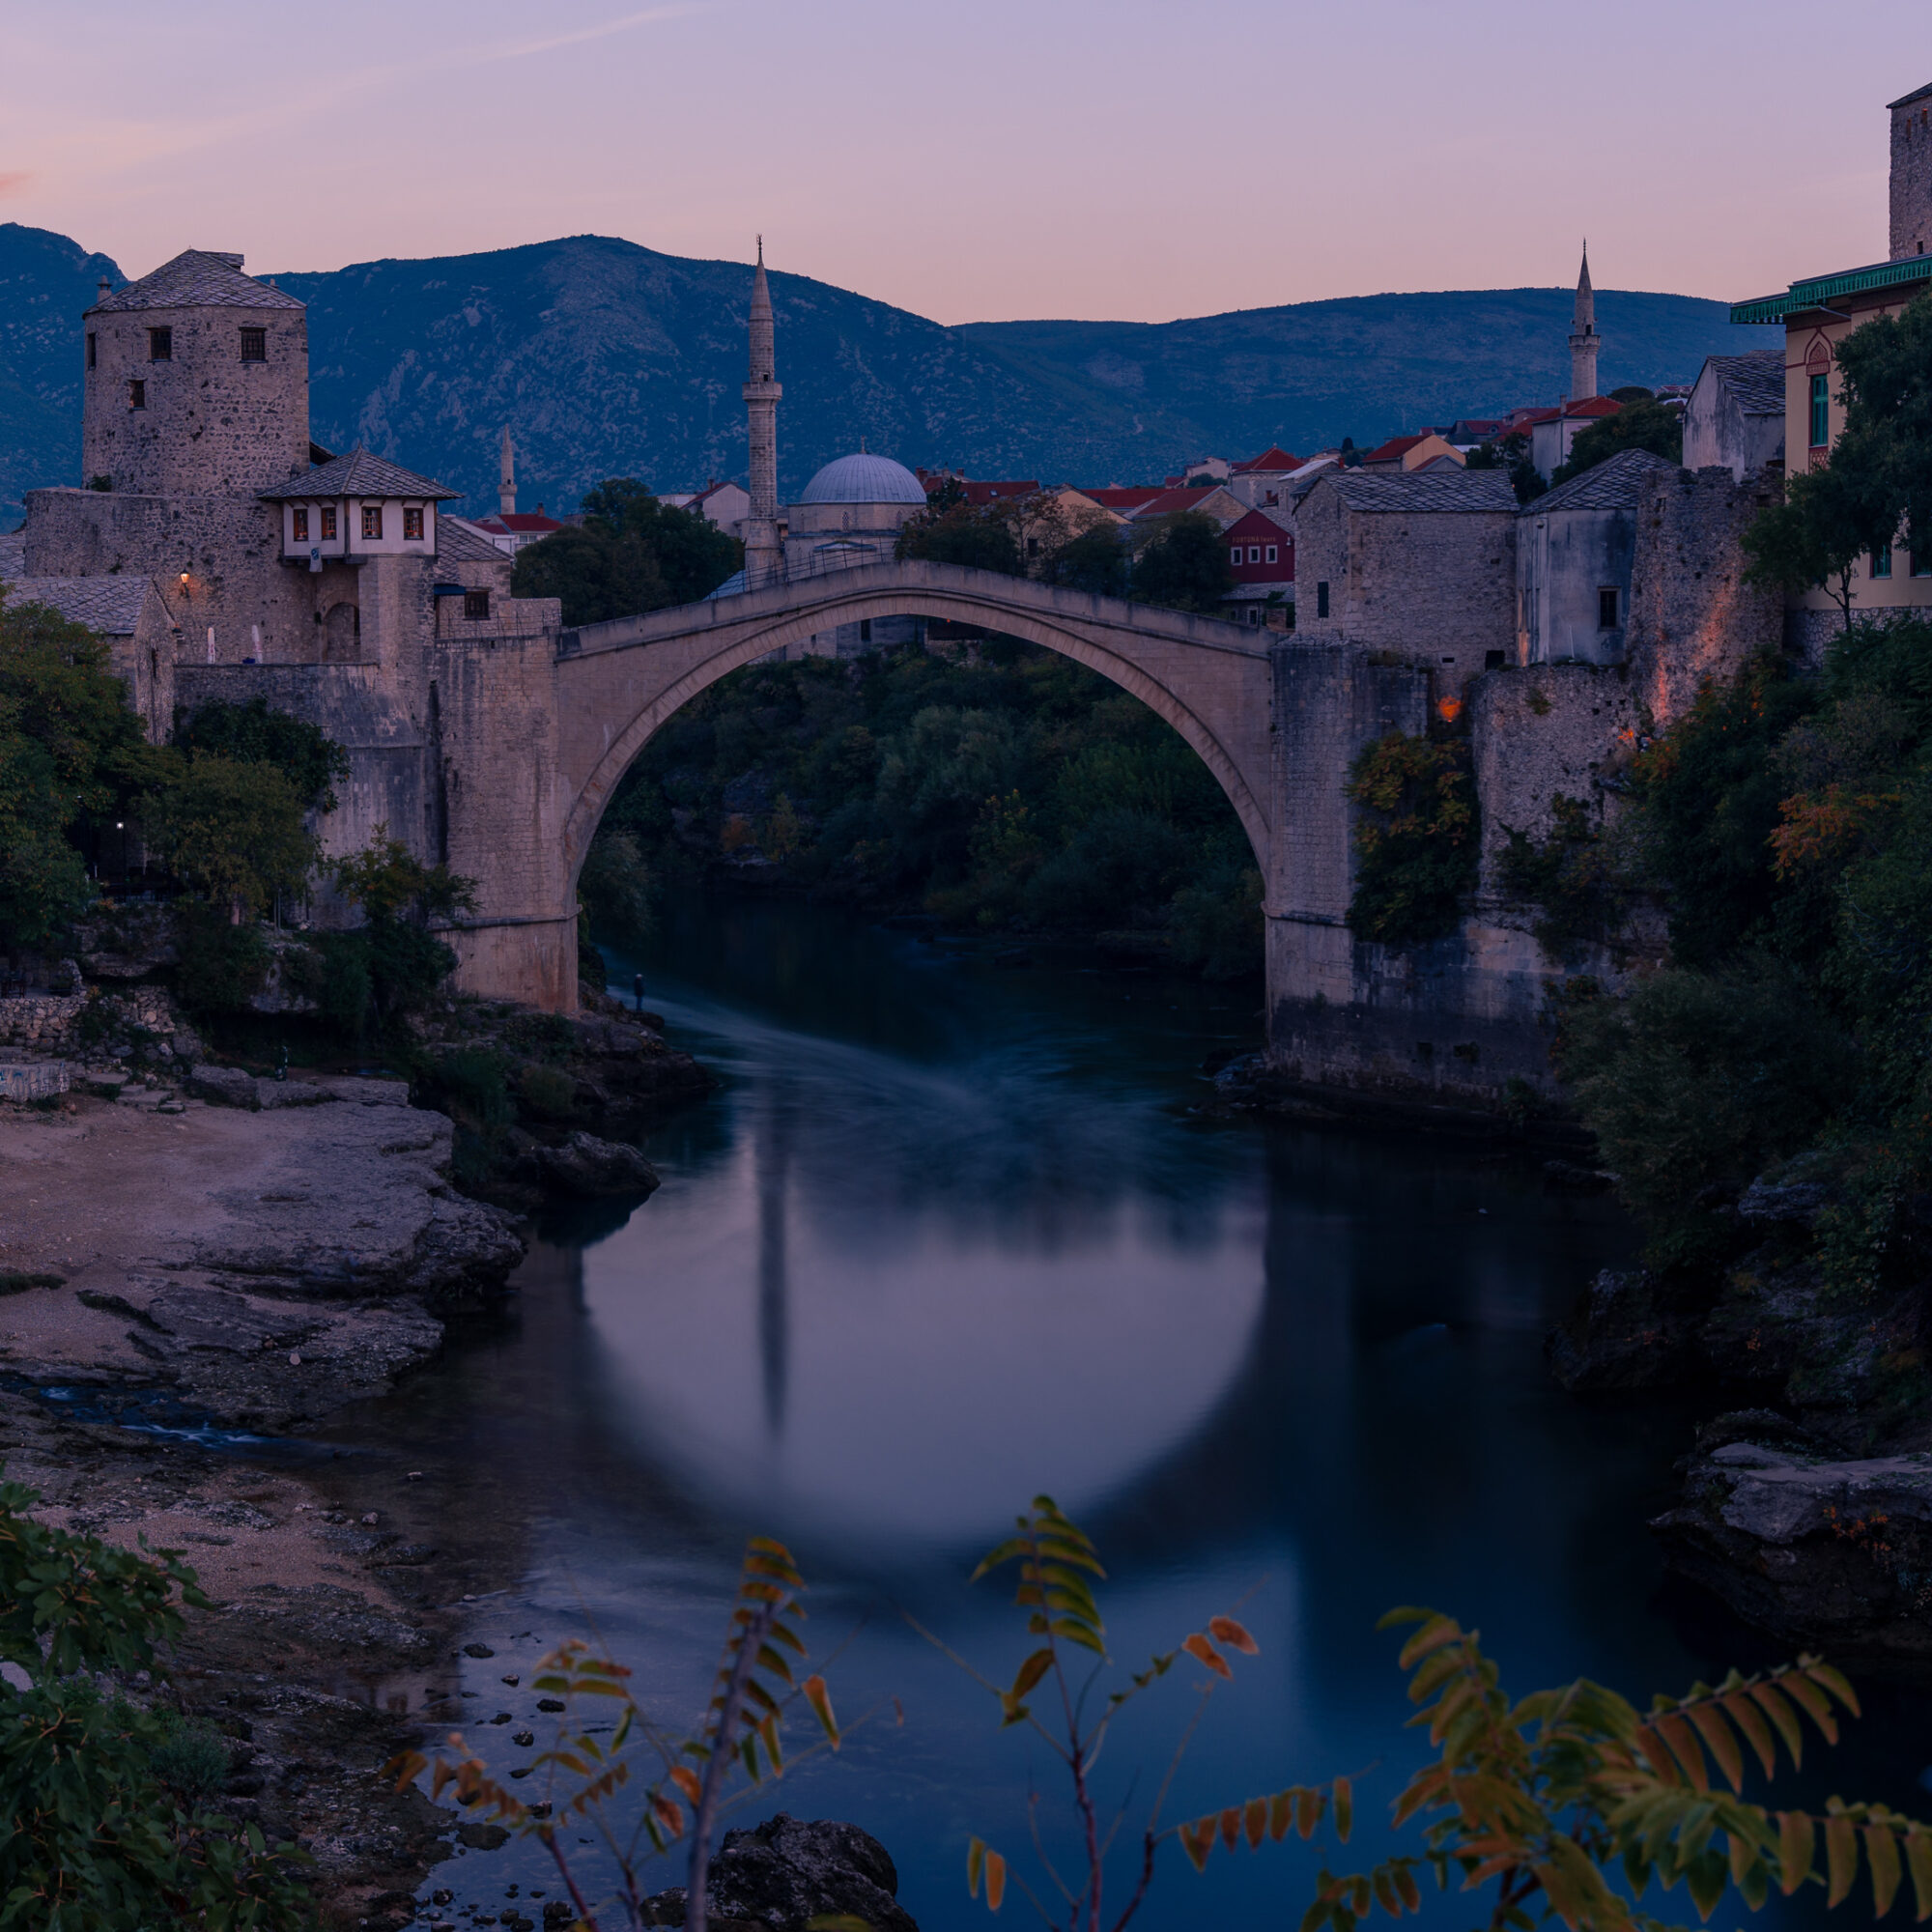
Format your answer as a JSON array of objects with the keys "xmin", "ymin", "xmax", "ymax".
[{"xmin": 2, "ymin": 222, "xmax": 1780, "ymax": 520}]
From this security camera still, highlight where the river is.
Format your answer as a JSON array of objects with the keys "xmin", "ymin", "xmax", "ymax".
[{"xmin": 328, "ymin": 897, "xmax": 1930, "ymax": 1931}]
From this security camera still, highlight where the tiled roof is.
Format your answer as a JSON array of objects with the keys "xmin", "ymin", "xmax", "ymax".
[
  {"xmin": 1232, "ymin": 446, "xmax": 1302, "ymax": 472},
  {"xmin": 1316, "ymin": 469, "xmax": 1519, "ymax": 514},
  {"xmin": 959, "ymin": 479, "xmax": 1040, "ymax": 504},
  {"xmin": 475, "ymin": 511, "xmax": 562, "ymax": 532},
  {"xmin": 1131, "ymin": 486, "xmax": 1223, "ymax": 518},
  {"xmin": 92, "ymin": 249, "xmax": 303, "ymax": 315},
  {"xmin": 1700, "ymin": 350, "xmax": 1786, "ymax": 418},
  {"xmin": 4, "ymin": 576, "xmax": 156, "ymax": 633},
  {"xmin": 1226, "ymin": 507, "xmax": 1293, "ymax": 541},
  {"xmin": 1531, "ymin": 447, "xmax": 1677, "ymax": 514},
  {"xmin": 1888, "ymin": 80, "xmax": 1932, "ymax": 110},
  {"xmin": 1361, "ymin": 434, "xmax": 1426, "ymax": 464},
  {"xmin": 259, "ymin": 447, "xmax": 461, "ymax": 501},
  {"xmin": 438, "ymin": 518, "xmax": 513, "ymax": 563},
  {"xmin": 1563, "ymin": 396, "xmax": 1622, "ymax": 419},
  {"xmin": 1079, "ymin": 487, "xmax": 1164, "ymax": 509}
]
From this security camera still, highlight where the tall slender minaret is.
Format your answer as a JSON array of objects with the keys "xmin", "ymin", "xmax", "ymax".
[
  {"xmin": 1568, "ymin": 244, "xmax": 1601, "ymax": 402},
  {"xmin": 498, "ymin": 425, "xmax": 517, "ymax": 516},
  {"xmin": 742, "ymin": 239, "xmax": 783, "ymax": 584}
]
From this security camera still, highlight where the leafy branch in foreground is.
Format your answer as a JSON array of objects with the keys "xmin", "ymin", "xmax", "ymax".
[
  {"xmin": 1303, "ymin": 1608, "xmax": 1919, "ymax": 1932},
  {"xmin": 387, "ymin": 1537, "xmax": 845, "ymax": 1932},
  {"xmin": 921, "ymin": 1494, "xmax": 1350, "ymax": 1932}
]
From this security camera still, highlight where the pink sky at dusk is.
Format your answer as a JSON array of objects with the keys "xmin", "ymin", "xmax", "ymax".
[{"xmin": 2, "ymin": 0, "xmax": 1923, "ymax": 324}]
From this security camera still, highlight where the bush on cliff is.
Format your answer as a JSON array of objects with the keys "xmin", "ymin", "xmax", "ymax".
[
  {"xmin": 315, "ymin": 829, "xmax": 477, "ymax": 1038},
  {"xmin": 1344, "ymin": 726, "xmax": 1479, "ymax": 947}
]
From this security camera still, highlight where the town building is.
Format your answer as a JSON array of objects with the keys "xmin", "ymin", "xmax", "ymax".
[
  {"xmin": 1359, "ymin": 432, "xmax": 1466, "ymax": 473},
  {"xmin": 1522, "ymin": 396, "xmax": 1621, "ymax": 482},
  {"xmin": 1127, "ymin": 482, "xmax": 1248, "ymax": 529},
  {"xmin": 460, "ymin": 428, "xmax": 564, "ymax": 555},
  {"xmin": 1729, "ymin": 79, "xmax": 1932, "ymax": 652},
  {"xmin": 662, "ymin": 478, "xmax": 753, "ymax": 537},
  {"xmin": 1515, "ymin": 447, "xmax": 1676, "ymax": 666},
  {"xmin": 1225, "ymin": 447, "xmax": 1305, "ymax": 511},
  {"xmin": 1681, "ymin": 351, "xmax": 1786, "ymax": 480},
  {"xmin": 1222, "ymin": 506, "xmax": 1293, "ymax": 628}
]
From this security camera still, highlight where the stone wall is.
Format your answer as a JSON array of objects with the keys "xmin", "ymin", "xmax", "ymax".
[
  {"xmin": 1892, "ymin": 88, "xmax": 1932, "ymax": 261},
  {"xmin": 82, "ymin": 303, "xmax": 307, "ymax": 496},
  {"xmin": 0, "ymin": 993, "xmax": 87, "ymax": 1049},
  {"xmin": 1624, "ymin": 468, "xmax": 1785, "ymax": 726}
]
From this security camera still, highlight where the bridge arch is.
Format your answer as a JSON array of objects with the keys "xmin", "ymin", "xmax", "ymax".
[{"xmin": 553, "ymin": 561, "xmax": 1276, "ymax": 910}]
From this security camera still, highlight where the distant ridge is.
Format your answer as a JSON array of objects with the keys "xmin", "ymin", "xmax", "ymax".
[{"xmin": 0, "ymin": 223, "xmax": 1779, "ymax": 521}]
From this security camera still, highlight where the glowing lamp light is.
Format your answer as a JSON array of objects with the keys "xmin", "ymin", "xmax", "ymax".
[{"xmin": 1436, "ymin": 696, "xmax": 1463, "ymax": 724}]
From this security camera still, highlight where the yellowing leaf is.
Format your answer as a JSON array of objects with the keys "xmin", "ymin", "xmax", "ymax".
[
  {"xmin": 668, "ymin": 1765, "xmax": 701, "ymax": 1804},
  {"xmin": 1333, "ymin": 1776, "xmax": 1353, "ymax": 1842},
  {"xmin": 985, "ymin": 1849, "xmax": 1007, "ymax": 1911},
  {"xmin": 1221, "ymin": 1807, "xmax": 1242, "ymax": 1849},
  {"xmin": 1777, "ymin": 1811, "xmax": 1815, "ymax": 1895},
  {"xmin": 1828, "ymin": 1814, "xmax": 1860, "ymax": 1908},
  {"xmin": 1182, "ymin": 1633, "xmax": 1233, "ymax": 1680},
  {"xmin": 1209, "ymin": 1614, "xmax": 1260, "ymax": 1656},
  {"xmin": 804, "ymin": 1674, "xmax": 840, "ymax": 1748},
  {"xmin": 1180, "ymin": 1819, "xmax": 1216, "ymax": 1871},
  {"xmin": 968, "ymin": 1836, "xmax": 984, "ymax": 1899},
  {"xmin": 1245, "ymin": 1798, "xmax": 1267, "ymax": 1850},
  {"xmin": 1870, "ymin": 1823, "xmax": 1904, "ymax": 1918}
]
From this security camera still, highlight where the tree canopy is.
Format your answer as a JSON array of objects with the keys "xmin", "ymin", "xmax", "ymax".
[
  {"xmin": 1549, "ymin": 398, "xmax": 1682, "ymax": 487},
  {"xmin": 1129, "ymin": 511, "xmax": 1235, "ymax": 614},
  {"xmin": 511, "ymin": 480, "xmax": 745, "ymax": 626}
]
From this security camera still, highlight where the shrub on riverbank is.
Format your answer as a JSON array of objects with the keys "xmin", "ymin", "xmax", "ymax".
[{"xmin": 587, "ymin": 642, "xmax": 1264, "ymax": 977}]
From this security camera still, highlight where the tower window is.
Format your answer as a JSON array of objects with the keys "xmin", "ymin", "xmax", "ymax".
[
  {"xmin": 292, "ymin": 506, "xmax": 309, "ymax": 542},
  {"xmin": 1598, "ymin": 587, "xmax": 1620, "ymax": 629},
  {"xmin": 403, "ymin": 506, "xmax": 424, "ymax": 541},
  {"xmin": 1809, "ymin": 373, "xmax": 1830, "ymax": 448},
  {"xmin": 86, "ymin": 333, "xmax": 97, "ymax": 370},
  {"xmin": 240, "ymin": 327, "xmax": 267, "ymax": 363},
  {"xmin": 128, "ymin": 379, "xmax": 145, "ymax": 409},
  {"xmin": 320, "ymin": 504, "xmax": 337, "ymax": 540},
  {"xmin": 361, "ymin": 504, "xmax": 384, "ymax": 540},
  {"xmin": 1316, "ymin": 581, "xmax": 1329, "ymax": 618},
  {"xmin": 148, "ymin": 327, "xmax": 172, "ymax": 360},
  {"xmin": 464, "ymin": 589, "xmax": 491, "ymax": 620}
]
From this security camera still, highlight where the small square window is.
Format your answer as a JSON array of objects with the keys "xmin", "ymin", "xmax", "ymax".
[
  {"xmin": 1265, "ymin": 544, "xmax": 1278, "ymax": 563},
  {"xmin": 292, "ymin": 506, "xmax": 309, "ymax": 543},
  {"xmin": 1230, "ymin": 546, "xmax": 1241, "ymax": 566},
  {"xmin": 464, "ymin": 589, "xmax": 492, "ymax": 620},
  {"xmin": 240, "ymin": 327, "xmax": 267, "ymax": 363},
  {"xmin": 148, "ymin": 327, "xmax": 172, "ymax": 361},
  {"xmin": 1248, "ymin": 545, "xmax": 1262, "ymax": 563},
  {"xmin": 86, "ymin": 333, "xmax": 97, "ymax": 371},
  {"xmin": 403, "ymin": 506, "xmax": 424, "ymax": 541},
  {"xmin": 361, "ymin": 504, "xmax": 384, "ymax": 540},
  {"xmin": 1598, "ymin": 587, "xmax": 1619, "ymax": 629},
  {"xmin": 320, "ymin": 504, "xmax": 338, "ymax": 540},
  {"xmin": 128, "ymin": 379, "xmax": 145, "ymax": 409}
]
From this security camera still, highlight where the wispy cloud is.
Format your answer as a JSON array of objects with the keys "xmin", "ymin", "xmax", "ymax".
[
  {"xmin": 479, "ymin": 6, "xmax": 696, "ymax": 64},
  {"xmin": 0, "ymin": 172, "xmax": 31, "ymax": 197}
]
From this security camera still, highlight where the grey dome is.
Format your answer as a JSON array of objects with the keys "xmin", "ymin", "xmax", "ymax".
[{"xmin": 795, "ymin": 450, "xmax": 927, "ymax": 506}]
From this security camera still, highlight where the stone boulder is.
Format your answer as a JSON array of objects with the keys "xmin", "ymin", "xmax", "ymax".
[
  {"xmin": 1545, "ymin": 1268, "xmax": 1706, "ymax": 1393},
  {"xmin": 188, "ymin": 1064, "xmax": 262, "ymax": 1109},
  {"xmin": 642, "ymin": 1814, "xmax": 918, "ymax": 1932},
  {"xmin": 533, "ymin": 1131, "xmax": 660, "ymax": 1199}
]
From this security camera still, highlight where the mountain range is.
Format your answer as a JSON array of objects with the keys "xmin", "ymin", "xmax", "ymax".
[{"xmin": 0, "ymin": 222, "xmax": 1780, "ymax": 522}]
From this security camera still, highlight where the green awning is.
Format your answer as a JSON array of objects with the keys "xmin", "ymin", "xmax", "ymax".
[{"xmin": 1731, "ymin": 255, "xmax": 1932, "ymax": 325}]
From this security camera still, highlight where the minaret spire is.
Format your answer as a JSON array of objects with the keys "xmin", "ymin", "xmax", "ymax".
[
  {"xmin": 498, "ymin": 424, "xmax": 517, "ymax": 517},
  {"xmin": 1568, "ymin": 242, "xmax": 1601, "ymax": 402},
  {"xmin": 742, "ymin": 239, "xmax": 783, "ymax": 584}
]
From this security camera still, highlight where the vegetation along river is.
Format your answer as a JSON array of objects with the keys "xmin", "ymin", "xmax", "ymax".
[{"xmin": 323, "ymin": 898, "xmax": 1932, "ymax": 1932}]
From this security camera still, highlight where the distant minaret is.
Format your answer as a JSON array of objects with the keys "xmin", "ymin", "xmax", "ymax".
[
  {"xmin": 498, "ymin": 425, "xmax": 517, "ymax": 516},
  {"xmin": 742, "ymin": 239, "xmax": 783, "ymax": 584},
  {"xmin": 1568, "ymin": 244, "xmax": 1601, "ymax": 401}
]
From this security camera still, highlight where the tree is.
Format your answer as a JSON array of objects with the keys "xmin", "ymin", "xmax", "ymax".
[
  {"xmin": 1129, "ymin": 511, "xmax": 1235, "ymax": 614},
  {"xmin": 1470, "ymin": 431, "xmax": 1546, "ymax": 506},
  {"xmin": 172, "ymin": 696, "xmax": 349, "ymax": 814},
  {"xmin": 326, "ymin": 828, "xmax": 477, "ymax": 1030},
  {"xmin": 512, "ymin": 481, "xmax": 744, "ymax": 625},
  {"xmin": 895, "ymin": 500, "xmax": 1024, "ymax": 575},
  {"xmin": 1550, "ymin": 400, "xmax": 1682, "ymax": 487},
  {"xmin": 1040, "ymin": 522, "xmax": 1129, "ymax": 597},
  {"xmin": 1745, "ymin": 291, "xmax": 1932, "ymax": 630},
  {"xmin": 142, "ymin": 754, "xmax": 318, "ymax": 920},
  {"xmin": 1344, "ymin": 728, "xmax": 1478, "ymax": 946}
]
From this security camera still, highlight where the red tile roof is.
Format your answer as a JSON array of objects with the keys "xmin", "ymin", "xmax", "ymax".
[
  {"xmin": 1232, "ymin": 446, "xmax": 1303, "ymax": 472},
  {"xmin": 1080, "ymin": 487, "xmax": 1165, "ymax": 510},
  {"xmin": 475, "ymin": 512, "xmax": 562, "ymax": 534},
  {"xmin": 1360, "ymin": 435, "xmax": 1426, "ymax": 465},
  {"xmin": 1565, "ymin": 395, "xmax": 1622, "ymax": 418},
  {"xmin": 961, "ymin": 479, "xmax": 1039, "ymax": 505},
  {"xmin": 1130, "ymin": 486, "xmax": 1221, "ymax": 519}
]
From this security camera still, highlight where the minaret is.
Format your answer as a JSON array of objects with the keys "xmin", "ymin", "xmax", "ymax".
[
  {"xmin": 1568, "ymin": 244, "xmax": 1601, "ymax": 402},
  {"xmin": 498, "ymin": 425, "xmax": 517, "ymax": 516},
  {"xmin": 742, "ymin": 239, "xmax": 783, "ymax": 584}
]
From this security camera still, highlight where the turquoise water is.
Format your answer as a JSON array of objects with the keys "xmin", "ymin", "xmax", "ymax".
[{"xmin": 356, "ymin": 898, "xmax": 1927, "ymax": 1931}]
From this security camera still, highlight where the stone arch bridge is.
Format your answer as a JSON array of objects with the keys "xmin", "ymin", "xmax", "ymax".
[{"xmin": 444, "ymin": 559, "xmax": 1278, "ymax": 1013}]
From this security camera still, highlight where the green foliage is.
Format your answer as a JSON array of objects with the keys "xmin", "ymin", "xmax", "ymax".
[
  {"xmin": 1497, "ymin": 795, "xmax": 1630, "ymax": 960},
  {"xmin": 0, "ymin": 585, "xmax": 144, "ymax": 945},
  {"xmin": 895, "ymin": 501, "xmax": 1024, "ymax": 575},
  {"xmin": 511, "ymin": 480, "xmax": 743, "ymax": 625},
  {"xmin": 590, "ymin": 643, "xmax": 1262, "ymax": 977},
  {"xmin": 1129, "ymin": 511, "xmax": 1236, "ymax": 615},
  {"xmin": 1303, "ymin": 1610, "xmax": 1915, "ymax": 1932},
  {"xmin": 1550, "ymin": 400, "xmax": 1682, "ymax": 487},
  {"xmin": 517, "ymin": 1060, "xmax": 579, "ymax": 1120},
  {"xmin": 1040, "ymin": 523, "xmax": 1128, "ymax": 597},
  {"xmin": 389, "ymin": 1537, "xmax": 843, "ymax": 1932},
  {"xmin": 333, "ymin": 828, "xmax": 475, "ymax": 924},
  {"xmin": 579, "ymin": 828, "xmax": 655, "ymax": 951},
  {"xmin": 937, "ymin": 1496, "xmax": 1345, "ymax": 1932},
  {"xmin": 142, "ymin": 753, "xmax": 318, "ymax": 918},
  {"xmin": 1345, "ymin": 729, "xmax": 1478, "ymax": 948},
  {"xmin": 0, "ymin": 1480, "xmax": 309, "ymax": 1929},
  {"xmin": 172, "ymin": 696, "xmax": 350, "ymax": 813},
  {"xmin": 171, "ymin": 904, "xmax": 271, "ymax": 1017}
]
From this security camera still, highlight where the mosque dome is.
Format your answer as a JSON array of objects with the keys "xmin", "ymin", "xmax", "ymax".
[{"xmin": 795, "ymin": 450, "xmax": 927, "ymax": 506}]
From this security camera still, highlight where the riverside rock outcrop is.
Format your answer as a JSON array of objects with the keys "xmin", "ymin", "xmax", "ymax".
[{"xmin": 640, "ymin": 1813, "xmax": 920, "ymax": 1932}]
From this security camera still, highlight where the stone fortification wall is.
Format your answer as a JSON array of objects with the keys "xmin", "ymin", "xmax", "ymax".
[
  {"xmin": 1892, "ymin": 89, "xmax": 1932, "ymax": 261},
  {"xmin": 82, "ymin": 304, "xmax": 307, "ymax": 496},
  {"xmin": 1624, "ymin": 468, "xmax": 1784, "ymax": 721}
]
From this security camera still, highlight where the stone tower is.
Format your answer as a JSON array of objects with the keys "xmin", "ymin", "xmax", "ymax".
[
  {"xmin": 499, "ymin": 425, "xmax": 518, "ymax": 515},
  {"xmin": 1890, "ymin": 81, "xmax": 1932, "ymax": 260},
  {"xmin": 741, "ymin": 240, "xmax": 783, "ymax": 584},
  {"xmin": 81, "ymin": 250, "xmax": 307, "ymax": 495},
  {"xmin": 1568, "ymin": 245, "xmax": 1601, "ymax": 402}
]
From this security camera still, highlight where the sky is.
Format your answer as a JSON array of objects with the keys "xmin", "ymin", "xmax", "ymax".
[{"xmin": 1, "ymin": 0, "xmax": 1924, "ymax": 325}]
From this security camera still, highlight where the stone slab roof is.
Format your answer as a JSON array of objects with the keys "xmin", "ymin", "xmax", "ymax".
[
  {"xmin": 1888, "ymin": 80, "xmax": 1932, "ymax": 110},
  {"xmin": 4, "ymin": 576, "xmax": 156, "ymax": 634},
  {"xmin": 1531, "ymin": 448, "xmax": 1678, "ymax": 515},
  {"xmin": 438, "ymin": 517, "xmax": 512, "ymax": 563},
  {"xmin": 91, "ymin": 249, "xmax": 304, "ymax": 315},
  {"xmin": 1702, "ymin": 349, "xmax": 1787, "ymax": 418},
  {"xmin": 260, "ymin": 448, "xmax": 461, "ymax": 501},
  {"xmin": 1318, "ymin": 469, "xmax": 1518, "ymax": 514}
]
